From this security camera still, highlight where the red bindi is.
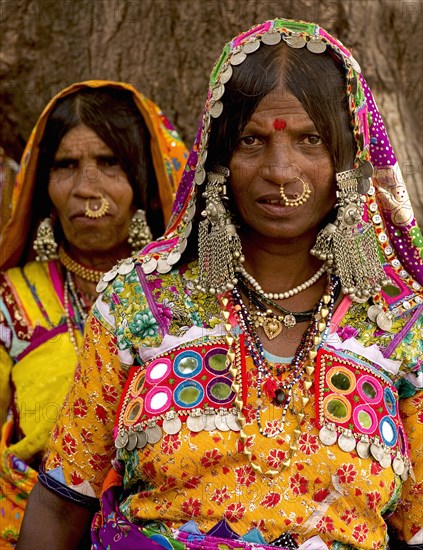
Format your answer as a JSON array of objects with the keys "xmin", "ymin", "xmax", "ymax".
[{"xmin": 273, "ymin": 119, "xmax": 287, "ymax": 131}]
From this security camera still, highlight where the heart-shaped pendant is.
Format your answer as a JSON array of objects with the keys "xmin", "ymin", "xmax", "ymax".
[{"xmin": 263, "ymin": 317, "xmax": 283, "ymax": 339}]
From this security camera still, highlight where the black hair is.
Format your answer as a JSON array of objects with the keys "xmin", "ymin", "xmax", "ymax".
[{"xmin": 33, "ymin": 87, "xmax": 164, "ymax": 240}]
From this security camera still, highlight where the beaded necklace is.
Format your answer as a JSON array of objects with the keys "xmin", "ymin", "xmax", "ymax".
[
  {"xmin": 222, "ymin": 275, "xmax": 339, "ymax": 477},
  {"xmin": 64, "ymin": 271, "xmax": 90, "ymax": 355}
]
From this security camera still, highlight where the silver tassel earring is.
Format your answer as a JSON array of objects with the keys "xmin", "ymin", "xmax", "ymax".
[
  {"xmin": 197, "ymin": 166, "xmax": 243, "ymax": 294},
  {"xmin": 311, "ymin": 165, "xmax": 389, "ymax": 301},
  {"xmin": 33, "ymin": 217, "xmax": 58, "ymax": 261},
  {"xmin": 128, "ymin": 209, "xmax": 153, "ymax": 252}
]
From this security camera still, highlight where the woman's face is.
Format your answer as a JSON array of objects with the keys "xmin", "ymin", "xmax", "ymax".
[
  {"xmin": 228, "ymin": 85, "xmax": 336, "ymax": 245},
  {"xmin": 48, "ymin": 124, "xmax": 135, "ymax": 255}
]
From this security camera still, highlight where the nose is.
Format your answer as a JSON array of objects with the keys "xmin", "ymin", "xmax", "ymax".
[
  {"xmin": 259, "ymin": 142, "xmax": 301, "ymax": 186},
  {"xmin": 73, "ymin": 162, "xmax": 102, "ymax": 197}
]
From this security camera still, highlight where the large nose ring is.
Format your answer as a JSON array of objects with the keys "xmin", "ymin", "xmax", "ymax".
[
  {"xmin": 279, "ymin": 177, "xmax": 311, "ymax": 207},
  {"xmin": 84, "ymin": 194, "xmax": 110, "ymax": 218}
]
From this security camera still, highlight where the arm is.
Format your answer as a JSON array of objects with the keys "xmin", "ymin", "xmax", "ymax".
[{"xmin": 16, "ymin": 482, "xmax": 94, "ymax": 549}]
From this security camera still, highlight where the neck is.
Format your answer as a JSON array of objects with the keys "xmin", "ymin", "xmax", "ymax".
[{"xmin": 65, "ymin": 243, "xmax": 132, "ymax": 273}]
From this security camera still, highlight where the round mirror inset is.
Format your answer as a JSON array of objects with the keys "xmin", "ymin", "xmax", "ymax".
[
  {"xmin": 323, "ymin": 394, "xmax": 351, "ymax": 422},
  {"xmin": 146, "ymin": 358, "xmax": 171, "ymax": 385},
  {"xmin": 174, "ymin": 351, "xmax": 202, "ymax": 378},
  {"xmin": 357, "ymin": 375, "xmax": 382, "ymax": 404},
  {"xmin": 353, "ymin": 404, "xmax": 377, "ymax": 434},
  {"xmin": 132, "ymin": 371, "xmax": 146, "ymax": 396},
  {"xmin": 380, "ymin": 416, "xmax": 397, "ymax": 447},
  {"xmin": 174, "ymin": 380, "xmax": 204, "ymax": 408},
  {"xmin": 206, "ymin": 377, "xmax": 234, "ymax": 404},
  {"xmin": 144, "ymin": 386, "xmax": 172, "ymax": 415},
  {"xmin": 205, "ymin": 348, "xmax": 228, "ymax": 375},
  {"xmin": 124, "ymin": 397, "xmax": 143, "ymax": 426},
  {"xmin": 384, "ymin": 387, "xmax": 397, "ymax": 416},
  {"xmin": 327, "ymin": 367, "xmax": 355, "ymax": 394}
]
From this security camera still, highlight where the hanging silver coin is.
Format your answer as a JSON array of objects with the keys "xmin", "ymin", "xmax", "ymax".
[
  {"xmin": 359, "ymin": 160, "xmax": 374, "ymax": 178},
  {"xmin": 357, "ymin": 177, "xmax": 371, "ymax": 195},
  {"xmin": 212, "ymin": 82, "xmax": 225, "ymax": 101},
  {"xmin": 126, "ymin": 431, "xmax": 138, "ymax": 452},
  {"xmin": 210, "ymin": 100, "xmax": 224, "ymax": 118},
  {"xmin": 349, "ymin": 56, "xmax": 361, "ymax": 73},
  {"xmin": 115, "ymin": 430, "xmax": 129, "ymax": 449},
  {"xmin": 356, "ymin": 439, "xmax": 370, "ymax": 459},
  {"xmin": 370, "ymin": 441, "xmax": 384, "ymax": 462},
  {"xmin": 242, "ymin": 39, "xmax": 260, "ymax": 54},
  {"xmin": 96, "ymin": 279, "xmax": 109, "ymax": 293},
  {"xmin": 146, "ymin": 424, "xmax": 162, "ymax": 444},
  {"xmin": 142, "ymin": 257, "xmax": 158, "ymax": 274},
  {"xmin": 338, "ymin": 432, "xmax": 356, "ymax": 453},
  {"xmin": 284, "ymin": 34, "xmax": 306, "ymax": 49},
  {"xmin": 392, "ymin": 454, "xmax": 405, "ymax": 476},
  {"xmin": 136, "ymin": 429, "xmax": 148, "ymax": 449},
  {"xmin": 226, "ymin": 411, "xmax": 241, "ymax": 432},
  {"xmin": 194, "ymin": 165, "xmax": 206, "ymax": 185},
  {"xmin": 118, "ymin": 260, "xmax": 135, "ymax": 275},
  {"xmin": 163, "ymin": 415, "xmax": 182, "ymax": 435},
  {"xmin": 219, "ymin": 65, "xmax": 233, "ymax": 84},
  {"xmin": 230, "ymin": 50, "xmax": 247, "ymax": 66},
  {"xmin": 103, "ymin": 268, "xmax": 118, "ymax": 282},
  {"xmin": 376, "ymin": 312, "xmax": 393, "ymax": 332},
  {"xmin": 367, "ymin": 304, "xmax": 383, "ymax": 322},
  {"xmin": 167, "ymin": 250, "xmax": 181, "ymax": 266},
  {"xmin": 261, "ymin": 31, "xmax": 281, "ymax": 45},
  {"xmin": 204, "ymin": 411, "xmax": 217, "ymax": 432},
  {"xmin": 215, "ymin": 412, "xmax": 229, "ymax": 431},
  {"xmin": 187, "ymin": 413, "xmax": 206, "ymax": 433},
  {"xmin": 306, "ymin": 38, "xmax": 326, "ymax": 54},
  {"xmin": 156, "ymin": 258, "xmax": 173, "ymax": 274},
  {"xmin": 400, "ymin": 465, "xmax": 409, "ymax": 481},
  {"xmin": 319, "ymin": 425, "xmax": 338, "ymax": 446},
  {"xmin": 379, "ymin": 451, "xmax": 392, "ymax": 469},
  {"xmin": 179, "ymin": 238, "xmax": 188, "ymax": 254}
]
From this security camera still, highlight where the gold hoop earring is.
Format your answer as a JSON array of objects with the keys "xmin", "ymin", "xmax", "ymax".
[
  {"xmin": 279, "ymin": 177, "xmax": 311, "ymax": 207},
  {"xmin": 85, "ymin": 195, "xmax": 110, "ymax": 218}
]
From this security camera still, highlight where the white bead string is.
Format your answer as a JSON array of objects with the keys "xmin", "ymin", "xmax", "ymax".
[{"xmin": 236, "ymin": 265, "xmax": 326, "ymax": 300}]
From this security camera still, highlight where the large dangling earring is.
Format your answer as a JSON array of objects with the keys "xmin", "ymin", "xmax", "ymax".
[
  {"xmin": 311, "ymin": 166, "xmax": 389, "ymax": 301},
  {"xmin": 33, "ymin": 217, "xmax": 59, "ymax": 262},
  {"xmin": 127, "ymin": 209, "xmax": 153, "ymax": 252},
  {"xmin": 197, "ymin": 166, "xmax": 244, "ymax": 295}
]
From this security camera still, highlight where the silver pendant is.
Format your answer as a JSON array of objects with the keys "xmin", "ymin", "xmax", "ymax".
[
  {"xmin": 284, "ymin": 34, "xmax": 306, "ymax": 49},
  {"xmin": 356, "ymin": 438, "xmax": 370, "ymax": 459},
  {"xmin": 283, "ymin": 314, "xmax": 296, "ymax": 328},
  {"xmin": 210, "ymin": 100, "xmax": 223, "ymax": 118},
  {"xmin": 194, "ymin": 165, "xmax": 206, "ymax": 185},
  {"xmin": 357, "ymin": 177, "xmax": 371, "ymax": 195},
  {"xmin": 146, "ymin": 424, "xmax": 162, "ymax": 444},
  {"xmin": 319, "ymin": 424, "xmax": 338, "ymax": 446},
  {"xmin": 338, "ymin": 431, "xmax": 356, "ymax": 453},
  {"xmin": 306, "ymin": 38, "xmax": 326, "ymax": 54},
  {"xmin": 115, "ymin": 430, "xmax": 129, "ymax": 449},
  {"xmin": 212, "ymin": 82, "xmax": 225, "ymax": 101},
  {"xmin": 142, "ymin": 257, "xmax": 157, "ymax": 274},
  {"xmin": 103, "ymin": 268, "xmax": 118, "ymax": 282},
  {"xmin": 226, "ymin": 410, "xmax": 241, "ymax": 432},
  {"xmin": 156, "ymin": 258, "xmax": 172, "ymax": 274},
  {"xmin": 219, "ymin": 65, "xmax": 233, "ymax": 84},
  {"xmin": 187, "ymin": 412, "xmax": 206, "ymax": 433},
  {"xmin": 370, "ymin": 439, "xmax": 384, "ymax": 462},
  {"xmin": 349, "ymin": 56, "xmax": 361, "ymax": 73},
  {"xmin": 376, "ymin": 312, "xmax": 392, "ymax": 332},
  {"xmin": 126, "ymin": 431, "xmax": 138, "ymax": 452},
  {"xmin": 379, "ymin": 451, "xmax": 392, "ymax": 469},
  {"xmin": 230, "ymin": 51, "xmax": 247, "ymax": 66},
  {"xmin": 118, "ymin": 260, "xmax": 135, "ymax": 275},
  {"xmin": 167, "ymin": 250, "xmax": 181, "ymax": 266},
  {"xmin": 162, "ymin": 414, "xmax": 182, "ymax": 435},
  {"xmin": 367, "ymin": 304, "xmax": 383, "ymax": 322},
  {"xmin": 261, "ymin": 31, "xmax": 281, "ymax": 45},
  {"xmin": 242, "ymin": 39, "xmax": 260, "ymax": 54},
  {"xmin": 215, "ymin": 412, "xmax": 229, "ymax": 431},
  {"xmin": 401, "ymin": 465, "xmax": 409, "ymax": 481},
  {"xmin": 204, "ymin": 411, "xmax": 217, "ymax": 432},
  {"xmin": 96, "ymin": 279, "xmax": 109, "ymax": 293},
  {"xmin": 136, "ymin": 429, "xmax": 148, "ymax": 449},
  {"xmin": 392, "ymin": 453, "xmax": 405, "ymax": 476}
]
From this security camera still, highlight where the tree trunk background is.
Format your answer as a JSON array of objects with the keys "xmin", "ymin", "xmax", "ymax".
[{"xmin": 1, "ymin": 0, "xmax": 422, "ymax": 225}]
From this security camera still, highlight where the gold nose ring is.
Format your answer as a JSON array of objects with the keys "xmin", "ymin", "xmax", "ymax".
[
  {"xmin": 279, "ymin": 177, "xmax": 311, "ymax": 207},
  {"xmin": 84, "ymin": 195, "xmax": 110, "ymax": 218}
]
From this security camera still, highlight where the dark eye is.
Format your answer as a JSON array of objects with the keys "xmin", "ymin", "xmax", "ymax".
[
  {"xmin": 51, "ymin": 159, "xmax": 78, "ymax": 170},
  {"xmin": 303, "ymin": 134, "xmax": 323, "ymax": 146},
  {"xmin": 98, "ymin": 155, "xmax": 119, "ymax": 167},
  {"xmin": 239, "ymin": 136, "xmax": 260, "ymax": 146}
]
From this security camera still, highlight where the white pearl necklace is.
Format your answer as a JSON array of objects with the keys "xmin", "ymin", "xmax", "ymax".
[{"xmin": 237, "ymin": 265, "xmax": 326, "ymax": 300}]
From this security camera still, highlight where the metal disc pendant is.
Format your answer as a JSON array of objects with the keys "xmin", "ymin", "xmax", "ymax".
[
  {"xmin": 204, "ymin": 413, "xmax": 217, "ymax": 432},
  {"xmin": 242, "ymin": 39, "xmax": 260, "ymax": 54},
  {"xmin": 376, "ymin": 312, "xmax": 392, "ymax": 332},
  {"xmin": 212, "ymin": 82, "xmax": 225, "ymax": 101},
  {"xmin": 261, "ymin": 31, "xmax": 281, "ymax": 45},
  {"xmin": 215, "ymin": 413, "xmax": 229, "ymax": 431},
  {"xmin": 210, "ymin": 100, "xmax": 223, "ymax": 118},
  {"xmin": 392, "ymin": 454, "xmax": 405, "ymax": 476},
  {"xmin": 194, "ymin": 165, "xmax": 206, "ymax": 185},
  {"xmin": 400, "ymin": 465, "xmax": 409, "ymax": 481},
  {"xmin": 359, "ymin": 160, "xmax": 374, "ymax": 178},
  {"xmin": 379, "ymin": 451, "xmax": 392, "ymax": 469},
  {"xmin": 96, "ymin": 279, "xmax": 109, "ymax": 293},
  {"xmin": 115, "ymin": 430, "xmax": 129, "ymax": 449},
  {"xmin": 349, "ymin": 56, "xmax": 361, "ymax": 73},
  {"xmin": 179, "ymin": 238, "xmax": 188, "ymax": 254},
  {"xmin": 103, "ymin": 268, "xmax": 118, "ymax": 282},
  {"xmin": 157, "ymin": 258, "xmax": 172, "ymax": 274},
  {"xmin": 338, "ymin": 432, "xmax": 356, "ymax": 453},
  {"xmin": 146, "ymin": 425, "xmax": 162, "ymax": 444},
  {"xmin": 226, "ymin": 411, "xmax": 241, "ymax": 432},
  {"xmin": 167, "ymin": 250, "xmax": 181, "ymax": 266},
  {"xmin": 356, "ymin": 439, "xmax": 371, "ymax": 459},
  {"xmin": 367, "ymin": 304, "xmax": 383, "ymax": 322},
  {"xmin": 142, "ymin": 257, "xmax": 157, "ymax": 274},
  {"xmin": 126, "ymin": 431, "xmax": 138, "ymax": 452},
  {"xmin": 357, "ymin": 177, "xmax": 371, "ymax": 195},
  {"xmin": 162, "ymin": 415, "xmax": 182, "ymax": 435},
  {"xmin": 306, "ymin": 38, "xmax": 326, "ymax": 54},
  {"xmin": 370, "ymin": 441, "xmax": 384, "ymax": 462},
  {"xmin": 219, "ymin": 65, "xmax": 233, "ymax": 84},
  {"xmin": 136, "ymin": 429, "xmax": 148, "ymax": 449},
  {"xmin": 283, "ymin": 314, "xmax": 296, "ymax": 328},
  {"xmin": 230, "ymin": 50, "xmax": 247, "ymax": 66},
  {"xmin": 118, "ymin": 260, "xmax": 134, "ymax": 275},
  {"xmin": 187, "ymin": 413, "xmax": 206, "ymax": 433},
  {"xmin": 284, "ymin": 34, "xmax": 306, "ymax": 49},
  {"xmin": 319, "ymin": 425, "xmax": 338, "ymax": 446}
]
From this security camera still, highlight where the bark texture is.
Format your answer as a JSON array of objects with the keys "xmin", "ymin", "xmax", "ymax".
[{"xmin": 1, "ymin": 0, "xmax": 422, "ymax": 223}]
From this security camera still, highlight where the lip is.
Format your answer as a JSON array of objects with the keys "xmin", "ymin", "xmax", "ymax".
[{"xmin": 256, "ymin": 193, "xmax": 300, "ymax": 215}]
